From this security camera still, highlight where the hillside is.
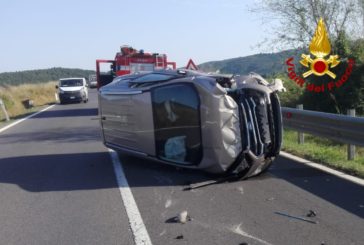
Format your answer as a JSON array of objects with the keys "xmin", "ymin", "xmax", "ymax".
[
  {"xmin": 0, "ymin": 68, "xmax": 95, "ymax": 86},
  {"xmin": 198, "ymin": 49, "xmax": 301, "ymax": 76},
  {"xmin": 0, "ymin": 50, "xmax": 300, "ymax": 86}
]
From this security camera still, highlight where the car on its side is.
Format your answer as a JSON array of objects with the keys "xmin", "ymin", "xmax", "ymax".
[
  {"xmin": 98, "ymin": 69, "xmax": 284, "ymax": 179},
  {"xmin": 56, "ymin": 78, "xmax": 89, "ymax": 104}
]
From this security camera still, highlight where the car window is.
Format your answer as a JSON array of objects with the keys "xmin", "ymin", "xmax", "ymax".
[
  {"xmin": 60, "ymin": 79, "xmax": 83, "ymax": 87},
  {"xmin": 152, "ymin": 83, "xmax": 202, "ymax": 165}
]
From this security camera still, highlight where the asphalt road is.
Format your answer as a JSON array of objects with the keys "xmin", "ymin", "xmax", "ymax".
[{"xmin": 0, "ymin": 89, "xmax": 363, "ymax": 245}]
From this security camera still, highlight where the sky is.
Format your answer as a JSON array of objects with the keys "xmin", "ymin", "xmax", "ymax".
[{"xmin": 0, "ymin": 0, "xmax": 271, "ymax": 73}]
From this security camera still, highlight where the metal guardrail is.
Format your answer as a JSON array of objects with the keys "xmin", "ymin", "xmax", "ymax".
[{"xmin": 281, "ymin": 107, "xmax": 364, "ymax": 147}]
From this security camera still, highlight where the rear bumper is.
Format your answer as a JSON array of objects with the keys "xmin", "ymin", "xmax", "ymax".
[{"xmin": 89, "ymin": 82, "xmax": 97, "ymax": 88}]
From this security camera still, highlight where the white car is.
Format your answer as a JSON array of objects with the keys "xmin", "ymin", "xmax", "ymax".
[
  {"xmin": 88, "ymin": 74, "xmax": 97, "ymax": 88},
  {"xmin": 56, "ymin": 78, "xmax": 89, "ymax": 104}
]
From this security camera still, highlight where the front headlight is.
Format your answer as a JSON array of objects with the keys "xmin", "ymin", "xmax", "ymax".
[{"xmin": 59, "ymin": 89, "xmax": 65, "ymax": 94}]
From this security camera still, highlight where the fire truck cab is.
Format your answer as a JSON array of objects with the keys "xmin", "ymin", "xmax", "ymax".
[{"xmin": 96, "ymin": 45, "xmax": 176, "ymax": 88}]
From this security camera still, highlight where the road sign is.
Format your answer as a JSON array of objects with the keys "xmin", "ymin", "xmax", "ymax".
[{"xmin": 186, "ymin": 59, "xmax": 198, "ymax": 70}]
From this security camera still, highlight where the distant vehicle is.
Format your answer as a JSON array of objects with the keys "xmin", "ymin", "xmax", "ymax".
[
  {"xmin": 98, "ymin": 69, "xmax": 284, "ymax": 179},
  {"xmin": 88, "ymin": 74, "xmax": 97, "ymax": 88},
  {"xmin": 56, "ymin": 77, "xmax": 89, "ymax": 104},
  {"xmin": 96, "ymin": 45, "xmax": 176, "ymax": 88}
]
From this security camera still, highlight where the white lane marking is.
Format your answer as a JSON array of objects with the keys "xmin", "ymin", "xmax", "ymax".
[
  {"xmin": 0, "ymin": 105, "xmax": 55, "ymax": 134},
  {"xmin": 280, "ymin": 151, "xmax": 364, "ymax": 187},
  {"xmin": 109, "ymin": 149, "xmax": 152, "ymax": 245}
]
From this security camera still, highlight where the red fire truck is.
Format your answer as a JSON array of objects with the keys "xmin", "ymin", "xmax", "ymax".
[{"xmin": 96, "ymin": 45, "xmax": 176, "ymax": 88}]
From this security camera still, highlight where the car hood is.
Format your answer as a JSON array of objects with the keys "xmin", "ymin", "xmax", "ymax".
[{"xmin": 59, "ymin": 86, "xmax": 83, "ymax": 91}]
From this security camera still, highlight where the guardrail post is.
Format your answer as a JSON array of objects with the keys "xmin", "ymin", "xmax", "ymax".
[
  {"xmin": 296, "ymin": 104, "xmax": 304, "ymax": 144},
  {"xmin": 0, "ymin": 98, "xmax": 10, "ymax": 121},
  {"xmin": 347, "ymin": 109, "xmax": 356, "ymax": 160}
]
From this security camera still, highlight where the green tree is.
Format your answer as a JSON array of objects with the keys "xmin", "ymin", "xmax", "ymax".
[
  {"xmin": 0, "ymin": 68, "xmax": 95, "ymax": 86},
  {"xmin": 253, "ymin": 0, "xmax": 362, "ymax": 49},
  {"xmin": 253, "ymin": 0, "xmax": 364, "ymax": 113}
]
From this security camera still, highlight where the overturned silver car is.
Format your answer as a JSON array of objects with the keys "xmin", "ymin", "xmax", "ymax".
[{"xmin": 98, "ymin": 70, "xmax": 283, "ymax": 179}]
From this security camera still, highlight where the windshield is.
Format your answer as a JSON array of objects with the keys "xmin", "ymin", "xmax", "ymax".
[{"xmin": 60, "ymin": 79, "xmax": 83, "ymax": 87}]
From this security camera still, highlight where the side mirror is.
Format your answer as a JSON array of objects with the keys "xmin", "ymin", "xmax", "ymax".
[{"xmin": 55, "ymin": 85, "xmax": 59, "ymax": 89}]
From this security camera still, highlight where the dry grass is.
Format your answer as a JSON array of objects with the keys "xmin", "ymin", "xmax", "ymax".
[{"xmin": 0, "ymin": 81, "xmax": 57, "ymax": 120}]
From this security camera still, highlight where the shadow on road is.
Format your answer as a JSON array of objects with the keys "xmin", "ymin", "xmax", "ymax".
[
  {"xmin": 270, "ymin": 155, "xmax": 364, "ymax": 219},
  {"xmin": 0, "ymin": 148, "xmax": 362, "ymax": 219},
  {"xmin": 0, "ymin": 152, "xmax": 216, "ymax": 193},
  {"xmin": 119, "ymin": 154, "xmax": 214, "ymax": 188},
  {"xmin": 32, "ymin": 108, "xmax": 98, "ymax": 119},
  {"xmin": 0, "ymin": 152, "xmax": 118, "ymax": 192},
  {"xmin": 116, "ymin": 154, "xmax": 364, "ymax": 219},
  {"xmin": 0, "ymin": 126, "xmax": 101, "ymax": 143}
]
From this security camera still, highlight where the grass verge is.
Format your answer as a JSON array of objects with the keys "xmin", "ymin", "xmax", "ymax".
[
  {"xmin": 0, "ymin": 81, "xmax": 57, "ymax": 123},
  {"xmin": 282, "ymin": 129, "xmax": 364, "ymax": 178}
]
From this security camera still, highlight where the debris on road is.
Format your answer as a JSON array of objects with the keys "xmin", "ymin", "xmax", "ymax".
[
  {"xmin": 266, "ymin": 197, "xmax": 275, "ymax": 201},
  {"xmin": 183, "ymin": 179, "xmax": 221, "ymax": 190},
  {"xmin": 237, "ymin": 186, "xmax": 244, "ymax": 195},
  {"xmin": 275, "ymin": 211, "xmax": 317, "ymax": 224},
  {"xmin": 175, "ymin": 235, "xmax": 184, "ymax": 240},
  {"xmin": 306, "ymin": 210, "xmax": 317, "ymax": 217},
  {"xmin": 165, "ymin": 211, "xmax": 192, "ymax": 224},
  {"xmin": 232, "ymin": 224, "xmax": 272, "ymax": 245},
  {"xmin": 183, "ymin": 175, "xmax": 242, "ymax": 191},
  {"xmin": 178, "ymin": 210, "xmax": 190, "ymax": 224},
  {"xmin": 165, "ymin": 199, "xmax": 172, "ymax": 208}
]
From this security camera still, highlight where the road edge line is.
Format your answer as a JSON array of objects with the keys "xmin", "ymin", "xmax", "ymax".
[
  {"xmin": 0, "ymin": 104, "xmax": 55, "ymax": 134},
  {"xmin": 280, "ymin": 151, "xmax": 364, "ymax": 186},
  {"xmin": 108, "ymin": 149, "xmax": 152, "ymax": 245}
]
